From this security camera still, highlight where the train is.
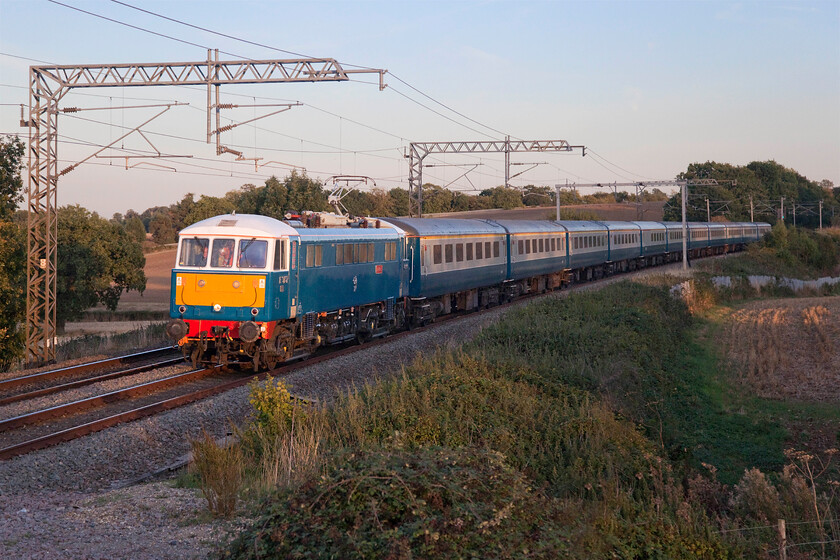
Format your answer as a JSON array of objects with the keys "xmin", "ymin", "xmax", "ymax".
[{"xmin": 165, "ymin": 212, "xmax": 771, "ymax": 369}]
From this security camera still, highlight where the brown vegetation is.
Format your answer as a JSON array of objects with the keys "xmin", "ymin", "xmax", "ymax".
[{"xmin": 725, "ymin": 297, "xmax": 840, "ymax": 402}]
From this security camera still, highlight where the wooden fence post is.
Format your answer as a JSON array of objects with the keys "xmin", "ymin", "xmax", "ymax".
[{"xmin": 778, "ymin": 519, "xmax": 787, "ymax": 560}]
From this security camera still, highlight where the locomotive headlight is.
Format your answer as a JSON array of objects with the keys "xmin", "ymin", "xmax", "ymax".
[
  {"xmin": 213, "ymin": 303, "xmax": 222, "ymax": 312},
  {"xmin": 178, "ymin": 305, "xmax": 187, "ymax": 315},
  {"xmin": 251, "ymin": 307, "xmax": 259, "ymax": 316}
]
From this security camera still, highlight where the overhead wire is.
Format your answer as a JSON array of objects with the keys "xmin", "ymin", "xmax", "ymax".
[
  {"xmin": 23, "ymin": 1, "xmax": 639, "ymax": 196},
  {"xmin": 587, "ymin": 149, "xmax": 652, "ymax": 180},
  {"xmin": 103, "ymin": 0, "xmax": 511, "ymax": 139}
]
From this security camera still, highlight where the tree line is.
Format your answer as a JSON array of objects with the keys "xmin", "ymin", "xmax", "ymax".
[
  {"xmin": 115, "ymin": 176, "xmax": 671, "ymax": 245},
  {"xmin": 663, "ymin": 161, "xmax": 839, "ymax": 227}
]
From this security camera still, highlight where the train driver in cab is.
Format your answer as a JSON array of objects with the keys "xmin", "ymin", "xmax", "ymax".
[{"xmin": 213, "ymin": 240, "xmax": 234, "ymax": 267}]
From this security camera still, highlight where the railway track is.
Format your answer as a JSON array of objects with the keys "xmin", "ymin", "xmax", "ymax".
[
  {"xmin": 0, "ymin": 321, "xmax": 436, "ymax": 461},
  {"xmin": 0, "ymin": 347, "xmax": 180, "ymax": 396}
]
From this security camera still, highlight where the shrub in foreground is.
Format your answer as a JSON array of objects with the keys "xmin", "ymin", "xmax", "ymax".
[{"xmin": 219, "ymin": 447, "xmax": 572, "ymax": 559}]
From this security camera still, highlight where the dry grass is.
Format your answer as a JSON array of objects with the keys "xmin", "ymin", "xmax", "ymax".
[
  {"xmin": 724, "ymin": 297, "xmax": 840, "ymax": 402},
  {"xmin": 190, "ymin": 431, "xmax": 244, "ymax": 518}
]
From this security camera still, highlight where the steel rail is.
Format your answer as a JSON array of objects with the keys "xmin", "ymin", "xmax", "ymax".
[
  {"xmin": 0, "ymin": 357, "xmax": 186, "ymax": 407},
  {"xmin": 0, "ymin": 347, "xmax": 178, "ymax": 392},
  {"xmin": 0, "ymin": 367, "xmax": 218, "ymax": 432}
]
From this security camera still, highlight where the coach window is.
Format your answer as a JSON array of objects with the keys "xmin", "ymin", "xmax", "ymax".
[
  {"xmin": 484, "ymin": 241, "xmax": 491, "ymax": 258},
  {"xmin": 305, "ymin": 245, "xmax": 315, "ymax": 267},
  {"xmin": 445, "ymin": 244, "xmax": 453, "ymax": 263},
  {"xmin": 538, "ymin": 238, "xmax": 544, "ymax": 252},
  {"xmin": 476, "ymin": 241, "xmax": 483, "ymax": 259},
  {"xmin": 342, "ymin": 244, "xmax": 352, "ymax": 264},
  {"xmin": 456, "ymin": 243, "xmax": 464, "ymax": 262},
  {"xmin": 530, "ymin": 239, "xmax": 535, "ymax": 253},
  {"xmin": 433, "ymin": 245, "xmax": 442, "ymax": 265},
  {"xmin": 518, "ymin": 239, "xmax": 524, "ymax": 255},
  {"xmin": 211, "ymin": 238, "xmax": 235, "ymax": 268},
  {"xmin": 524, "ymin": 239, "xmax": 531, "ymax": 254},
  {"xmin": 358, "ymin": 243, "xmax": 367, "ymax": 263},
  {"xmin": 335, "ymin": 243, "xmax": 344, "ymax": 265},
  {"xmin": 493, "ymin": 241, "xmax": 500, "ymax": 258},
  {"xmin": 466, "ymin": 243, "xmax": 473, "ymax": 261},
  {"xmin": 239, "ymin": 239, "xmax": 268, "ymax": 269},
  {"xmin": 180, "ymin": 237, "xmax": 209, "ymax": 267},
  {"xmin": 368, "ymin": 243, "xmax": 375, "ymax": 262}
]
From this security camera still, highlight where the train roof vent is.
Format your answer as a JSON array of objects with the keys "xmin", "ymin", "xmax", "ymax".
[{"xmin": 218, "ymin": 219, "xmax": 238, "ymax": 227}]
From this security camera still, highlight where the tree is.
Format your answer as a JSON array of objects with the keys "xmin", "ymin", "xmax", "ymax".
[
  {"xmin": 0, "ymin": 136, "xmax": 26, "ymax": 370},
  {"xmin": 125, "ymin": 215, "xmax": 147, "ymax": 244},
  {"xmin": 56, "ymin": 205, "xmax": 146, "ymax": 329},
  {"xmin": 422, "ymin": 184, "xmax": 455, "ymax": 214},
  {"xmin": 522, "ymin": 185, "xmax": 553, "ymax": 207},
  {"xmin": 0, "ymin": 136, "xmax": 25, "ymax": 220},
  {"xmin": 479, "ymin": 186, "xmax": 523, "ymax": 210},
  {"xmin": 284, "ymin": 171, "xmax": 328, "ymax": 214},
  {"xmin": 388, "ymin": 188, "xmax": 410, "ymax": 216},
  {"xmin": 184, "ymin": 195, "xmax": 236, "ymax": 227},
  {"xmin": 169, "ymin": 192, "xmax": 196, "ymax": 231},
  {"xmin": 149, "ymin": 212, "xmax": 176, "ymax": 244}
]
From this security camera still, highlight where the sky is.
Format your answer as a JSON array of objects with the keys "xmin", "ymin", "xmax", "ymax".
[{"xmin": 0, "ymin": 0, "xmax": 838, "ymax": 217}]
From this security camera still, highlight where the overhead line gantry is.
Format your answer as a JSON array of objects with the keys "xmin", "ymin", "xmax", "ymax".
[
  {"xmin": 22, "ymin": 49, "xmax": 386, "ymax": 365},
  {"xmin": 406, "ymin": 136, "xmax": 586, "ymax": 217}
]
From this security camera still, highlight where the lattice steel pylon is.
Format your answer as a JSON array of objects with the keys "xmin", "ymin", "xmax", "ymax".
[
  {"xmin": 406, "ymin": 137, "xmax": 585, "ymax": 217},
  {"xmin": 23, "ymin": 50, "xmax": 386, "ymax": 365}
]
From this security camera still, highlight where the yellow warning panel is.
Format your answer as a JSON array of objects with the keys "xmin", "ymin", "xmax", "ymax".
[{"xmin": 175, "ymin": 273, "xmax": 266, "ymax": 307}]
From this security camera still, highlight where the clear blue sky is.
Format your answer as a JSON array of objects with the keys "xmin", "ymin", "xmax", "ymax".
[{"xmin": 1, "ymin": 0, "xmax": 838, "ymax": 216}]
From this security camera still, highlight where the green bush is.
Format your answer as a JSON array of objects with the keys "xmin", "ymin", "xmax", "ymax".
[
  {"xmin": 219, "ymin": 447, "xmax": 574, "ymax": 559},
  {"xmin": 326, "ymin": 353, "xmax": 655, "ymax": 500}
]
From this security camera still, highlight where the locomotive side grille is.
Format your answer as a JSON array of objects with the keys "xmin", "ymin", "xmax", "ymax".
[
  {"xmin": 385, "ymin": 297, "xmax": 394, "ymax": 321},
  {"xmin": 303, "ymin": 312, "xmax": 316, "ymax": 339}
]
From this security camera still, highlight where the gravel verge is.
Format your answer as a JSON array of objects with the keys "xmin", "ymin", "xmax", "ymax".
[{"xmin": 0, "ymin": 264, "xmax": 696, "ymax": 559}]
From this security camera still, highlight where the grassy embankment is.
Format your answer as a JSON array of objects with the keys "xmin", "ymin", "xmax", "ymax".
[{"xmin": 194, "ymin": 225, "xmax": 839, "ymax": 559}]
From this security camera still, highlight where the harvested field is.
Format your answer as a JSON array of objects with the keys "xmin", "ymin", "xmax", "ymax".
[
  {"xmin": 724, "ymin": 296, "xmax": 840, "ymax": 402},
  {"xmin": 115, "ymin": 248, "xmax": 176, "ymax": 311}
]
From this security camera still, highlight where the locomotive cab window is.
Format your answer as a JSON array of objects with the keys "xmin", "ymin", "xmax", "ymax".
[
  {"xmin": 179, "ymin": 237, "xmax": 209, "ymax": 267},
  {"xmin": 211, "ymin": 238, "xmax": 235, "ymax": 268},
  {"xmin": 273, "ymin": 240, "xmax": 287, "ymax": 270},
  {"xmin": 238, "ymin": 239, "xmax": 268, "ymax": 269}
]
